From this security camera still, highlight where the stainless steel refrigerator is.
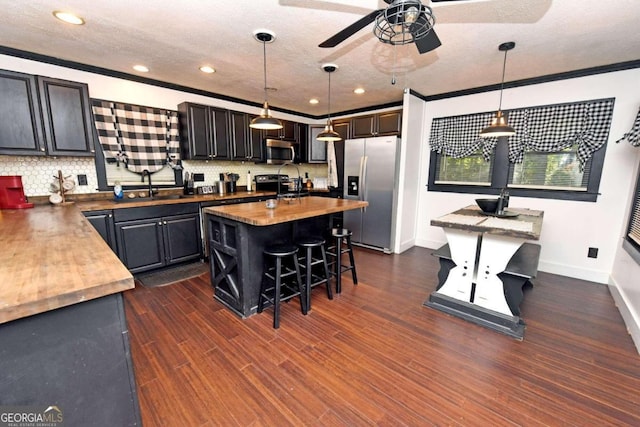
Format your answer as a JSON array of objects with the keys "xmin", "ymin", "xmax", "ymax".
[{"xmin": 343, "ymin": 136, "xmax": 400, "ymax": 253}]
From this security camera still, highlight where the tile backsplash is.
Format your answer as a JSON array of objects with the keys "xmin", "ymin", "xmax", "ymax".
[
  {"xmin": 0, "ymin": 155, "xmax": 329, "ymax": 197},
  {"xmin": 0, "ymin": 155, "xmax": 99, "ymax": 196}
]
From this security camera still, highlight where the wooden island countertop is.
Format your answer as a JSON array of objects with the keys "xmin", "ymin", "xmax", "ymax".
[
  {"xmin": 203, "ymin": 196, "xmax": 368, "ymax": 226},
  {"xmin": 0, "ymin": 205, "xmax": 134, "ymax": 324}
]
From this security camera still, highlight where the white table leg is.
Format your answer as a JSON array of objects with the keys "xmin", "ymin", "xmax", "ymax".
[
  {"xmin": 473, "ymin": 234, "xmax": 524, "ymax": 316},
  {"xmin": 436, "ymin": 229, "xmax": 478, "ymax": 302}
]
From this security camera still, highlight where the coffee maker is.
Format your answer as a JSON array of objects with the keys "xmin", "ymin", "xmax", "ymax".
[{"xmin": 0, "ymin": 176, "xmax": 34, "ymax": 209}]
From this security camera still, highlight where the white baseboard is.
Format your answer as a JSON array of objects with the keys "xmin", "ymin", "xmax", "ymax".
[
  {"xmin": 536, "ymin": 260, "xmax": 610, "ymax": 284},
  {"xmin": 608, "ymin": 278, "xmax": 640, "ymax": 355}
]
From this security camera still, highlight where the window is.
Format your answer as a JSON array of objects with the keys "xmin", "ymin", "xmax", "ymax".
[
  {"xmin": 623, "ymin": 168, "xmax": 640, "ymax": 264},
  {"xmin": 429, "ymin": 141, "xmax": 605, "ymax": 200},
  {"xmin": 509, "ymin": 144, "xmax": 590, "ymax": 191},
  {"xmin": 435, "ymin": 148, "xmax": 493, "ymax": 185},
  {"xmin": 428, "ymin": 98, "xmax": 613, "ymax": 201}
]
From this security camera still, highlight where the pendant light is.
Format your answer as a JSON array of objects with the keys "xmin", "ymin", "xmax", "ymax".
[
  {"xmin": 317, "ymin": 63, "xmax": 342, "ymax": 142},
  {"xmin": 480, "ymin": 41, "xmax": 516, "ymax": 138},
  {"xmin": 250, "ymin": 30, "xmax": 283, "ymax": 130}
]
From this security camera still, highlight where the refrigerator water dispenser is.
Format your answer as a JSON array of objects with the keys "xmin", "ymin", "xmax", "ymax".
[{"xmin": 347, "ymin": 176, "xmax": 359, "ymax": 196}]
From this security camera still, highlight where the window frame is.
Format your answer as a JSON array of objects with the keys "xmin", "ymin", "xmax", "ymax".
[
  {"xmin": 622, "ymin": 166, "xmax": 640, "ymax": 264},
  {"xmin": 428, "ymin": 137, "xmax": 607, "ymax": 202}
]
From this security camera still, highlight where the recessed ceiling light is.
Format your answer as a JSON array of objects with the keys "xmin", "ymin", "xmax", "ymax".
[
  {"xmin": 354, "ymin": 88, "xmax": 365, "ymax": 94},
  {"xmin": 309, "ymin": 98, "xmax": 319, "ymax": 104},
  {"xmin": 199, "ymin": 66, "xmax": 215, "ymax": 74},
  {"xmin": 133, "ymin": 65, "xmax": 149, "ymax": 73},
  {"xmin": 53, "ymin": 11, "xmax": 85, "ymax": 25}
]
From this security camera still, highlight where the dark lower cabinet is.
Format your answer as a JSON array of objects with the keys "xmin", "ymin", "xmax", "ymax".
[
  {"xmin": 114, "ymin": 203, "xmax": 202, "ymax": 274},
  {"xmin": 83, "ymin": 210, "xmax": 117, "ymax": 251},
  {"xmin": 0, "ymin": 293, "xmax": 141, "ymax": 426}
]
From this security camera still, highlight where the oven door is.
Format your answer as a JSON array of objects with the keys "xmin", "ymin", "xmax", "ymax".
[{"xmin": 264, "ymin": 139, "xmax": 295, "ymax": 164}]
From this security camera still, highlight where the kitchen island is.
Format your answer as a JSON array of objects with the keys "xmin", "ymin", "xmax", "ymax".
[
  {"xmin": 0, "ymin": 206, "xmax": 140, "ymax": 425},
  {"xmin": 424, "ymin": 205, "xmax": 544, "ymax": 339},
  {"xmin": 204, "ymin": 196, "xmax": 368, "ymax": 317}
]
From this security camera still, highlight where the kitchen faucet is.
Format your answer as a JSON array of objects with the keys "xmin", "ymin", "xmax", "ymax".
[{"xmin": 141, "ymin": 169, "xmax": 157, "ymax": 198}]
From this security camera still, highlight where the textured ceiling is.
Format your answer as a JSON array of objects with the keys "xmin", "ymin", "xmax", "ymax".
[{"xmin": 1, "ymin": 0, "xmax": 639, "ymax": 117}]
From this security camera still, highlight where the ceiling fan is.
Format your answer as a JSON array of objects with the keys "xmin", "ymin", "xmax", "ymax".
[{"xmin": 319, "ymin": 0, "xmax": 467, "ymax": 54}]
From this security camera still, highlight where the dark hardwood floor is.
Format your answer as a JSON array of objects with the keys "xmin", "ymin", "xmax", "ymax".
[{"xmin": 124, "ymin": 247, "xmax": 640, "ymax": 426}]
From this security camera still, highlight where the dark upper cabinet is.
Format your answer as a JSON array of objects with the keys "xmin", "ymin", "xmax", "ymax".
[
  {"xmin": 306, "ymin": 126, "xmax": 328, "ymax": 163},
  {"xmin": 37, "ymin": 76, "xmax": 96, "ymax": 156},
  {"xmin": 352, "ymin": 110, "xmax": 402, "ymax": 138},
  {"xmin": 231, "ymin": 112, "xmax": 263, "ymax": 161},
  {"xmin": 0, "ymin": 70, "xmax": 45, "ymax": 155},
  {"xmin": 178, "ymin": 102, "xmax": 230, "ymax": 160},
  {"xmin": 333, "ymin": 120, "xmax": 351, "ymax": 141},
  {"xmin": 263, "ymin": 119, "xmax": 297, "ymax": 141},
  {"xmin": 0, "ymin": 70, "xmax": 94, "ymax": 156}
]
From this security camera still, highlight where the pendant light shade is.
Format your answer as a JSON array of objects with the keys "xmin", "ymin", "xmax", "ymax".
[
  {"xmin": 250, "ymin": 30, "xmax": 282, "ymax": 130},
  {"xmin": 317, "ymin": 63, "xmax": 342, "ymax": 142},
  {"xmin": 480, "ymin": 42, "xmax": 516, "ymax": 138}
]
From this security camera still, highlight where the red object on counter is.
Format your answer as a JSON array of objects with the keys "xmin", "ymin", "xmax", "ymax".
[{"xmin": 0, "ymin": 176, "xmax": 34, "ymax": 209}]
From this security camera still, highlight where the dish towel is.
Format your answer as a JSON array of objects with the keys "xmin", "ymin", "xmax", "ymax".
[{"xmin": 327, "ymin": 141, "xmax": 339, "ymax": 188}]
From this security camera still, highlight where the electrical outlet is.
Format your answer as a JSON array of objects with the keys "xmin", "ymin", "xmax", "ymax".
[
  {"xmin": 77, "ymin": 174, "xmax": 88, "ymax": 186},
  {"xmin": 588, "ymin": 247, "xmax": 598, "ymax": 258}
]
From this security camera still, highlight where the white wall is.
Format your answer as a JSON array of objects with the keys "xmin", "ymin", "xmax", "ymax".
[
  {"xmin": 610, "ymin": 153, "xmax": 640, "ymax": 353},
  {"xmin": 393, "ymin": 90, "xmax": 425, "ymax": 253},
  {"xmin": 416, "ymin": 68, "xmax": 640, "ymax": 285}
]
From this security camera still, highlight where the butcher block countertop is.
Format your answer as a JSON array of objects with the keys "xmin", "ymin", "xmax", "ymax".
[
  {"xmin": 0, "ymin": 205, "xmax": 134, "ymax": 324},
  {"xmin": 76, "ymin": 190, "xmax": 275, "ymax": 211},
  {"xmin": 431, "ymin": 205, "xmax": 544, "ymax": 240},
  {"xmin": 204, "ymin": 196, "xmax": 368, "ymax": 226}
]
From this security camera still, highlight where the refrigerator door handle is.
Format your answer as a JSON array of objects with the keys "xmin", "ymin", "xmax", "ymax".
[{"xmin": 361, "ymin": 155, "xmax": 368, "ymax": 211}]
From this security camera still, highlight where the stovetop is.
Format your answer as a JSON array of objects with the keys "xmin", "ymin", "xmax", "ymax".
[{"xmin": 254, "ymin": 174, "xmax": 288, "ymax": 184}]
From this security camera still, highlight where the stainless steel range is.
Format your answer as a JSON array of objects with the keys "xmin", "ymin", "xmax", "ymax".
[{"xmin": 253, "ymin": 174, "xmax": 289, "ymax": 192}]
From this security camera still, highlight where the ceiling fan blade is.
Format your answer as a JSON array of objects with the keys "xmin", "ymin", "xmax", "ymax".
[
  {"xmin": 414, "ymin": 30, "xmax": 442, "ymax": 54},
  {"xmin": 319, "ymin": 9, "xmax": 382, "ymax": 48}
]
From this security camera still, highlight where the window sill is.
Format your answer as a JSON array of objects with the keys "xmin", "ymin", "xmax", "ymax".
[{"xmin": 622, "ymin": 239, "xmax": 640, "ymax": 266}]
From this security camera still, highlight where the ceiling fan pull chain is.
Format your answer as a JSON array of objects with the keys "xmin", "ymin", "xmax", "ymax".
[{"xmin": 391, "ymin": 43, "xmax": 398, "ymax": 85}]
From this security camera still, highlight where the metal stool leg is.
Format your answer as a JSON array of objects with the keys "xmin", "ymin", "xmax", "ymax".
[
  {"xmin": 346, "ymin": 235, "xmax": 358, "ymax": 285},
  {"xmin": 293, "ymin": 254, "xmax": 306, "ymax": 315},
  {"xmin": 273, "ymin": 257, "xmax": 282, "ymax": 329},
  {"xmin": 335, "ymin": 236, "xmax": 343, "ymax": 294},
  {"xmin": 320, "ymin": 245, "xmax": 333, "ymax": 300}
]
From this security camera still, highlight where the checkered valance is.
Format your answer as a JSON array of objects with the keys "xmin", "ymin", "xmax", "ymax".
[
  {"xmin": 429, "ymin": 98, "xmax": 615, "ymax": 170},
  {"xmin": 92, "ymin": 99, "xmax": 181, "ymax": 173},
  {"xmin": 616, "ymin": 106, "xmax": 640, "ymax": 147}
]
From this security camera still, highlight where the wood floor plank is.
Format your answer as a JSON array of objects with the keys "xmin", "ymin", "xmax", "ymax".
[{"xmin": 124, "ymin": 246, "xmax": 640, "ymax": 426}]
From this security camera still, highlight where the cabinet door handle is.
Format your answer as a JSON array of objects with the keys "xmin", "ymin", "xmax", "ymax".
[
  {"xmin": 40, "ymin": 147, "xmax": 46, "ymax": 152},
  {"xmin": 158, "ymin": 221, "xmax": 162, "ymax": 226},
  {"xmin": 108, "ymin": 214, "xmax": 112, "ymax": 218},
  {"xmin": 164, "ymin": 221, "xmax": 167, "ymax": 225}
]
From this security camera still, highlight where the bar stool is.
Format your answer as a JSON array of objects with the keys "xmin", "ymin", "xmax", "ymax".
[
  {"xmin": 257, "ymin": 244, "xmax": 305, "ymax": 329},
  {"xmin": 296, "ymin": 237, "xmax": 333, "ymax": 312},
  {"xmin": 326, "ymin": 228, "xmax": 358, "ymax": 294}
]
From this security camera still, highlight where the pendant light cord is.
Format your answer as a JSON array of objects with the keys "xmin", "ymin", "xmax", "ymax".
[
  {"xmin": 262, "ymin": 40, "xmax": 268, "ymax": 102},
  {"xmin": 498, "ymin": 48, "xmax": 508, "ymax": 111},
  {"xmin": 327, "ymin": 71, "xmax": 332, "ymax": 121}
]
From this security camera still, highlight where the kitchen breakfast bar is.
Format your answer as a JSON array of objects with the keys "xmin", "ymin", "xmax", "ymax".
[{"xmin": 204, "ymin": 196, "xmax": 368, "ymax": 318}]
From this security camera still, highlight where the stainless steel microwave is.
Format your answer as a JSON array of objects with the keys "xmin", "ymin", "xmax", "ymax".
[{"xmin": 263, "ymin": 139, "xmax": 296, "ymax": 164}]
